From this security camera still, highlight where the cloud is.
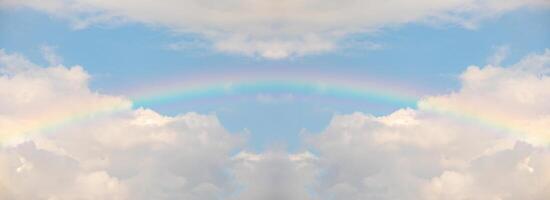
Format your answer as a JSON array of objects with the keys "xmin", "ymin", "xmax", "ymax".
[
  {"xmin": 40, "ymin": 45, "xmax": 63, "ymax": 66},
  {"xmin": 309, "ymin": 49, "xmax": 550, "ymax": 199},
  {"xmin": 230, "ymin": 150, "xmax": 318, "ymax": 200},
  {"xmin": 2, "ymin": 0, "xmax": 548, "ymax": 58},
  {"xmin": 0, "ymin": 49, "xmax": 130, "ymax": 146},
  {"xmin": 0, "ymin": 49, "xmax": 243, "ymax": 199},
  {"xmin": 487, "ymin": 45, "xmax": 510, "ymax": 65},
  {"xmin": 421, "ymin": 49, "xmax": 550, "ymax": 146}
]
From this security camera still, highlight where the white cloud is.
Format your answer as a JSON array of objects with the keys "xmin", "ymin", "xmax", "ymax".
[
  {"xmin": 421, "ymin": 49, "xmax": 550, "ymax": 146},
  {"xmin": 310, "ymin": 49, "xmax": 550, "ymax": 199},
  {"xmin": 2, "ymin": 0, "xmax": 548, "ymax": 58},
  {"xmin": 0, "ymin": 49, "xmax": 243, "ymax": 199}
]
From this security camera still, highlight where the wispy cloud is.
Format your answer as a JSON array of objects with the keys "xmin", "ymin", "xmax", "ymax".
[
  {"xmin": 487, "ymin": 45, "xmax": 510, "ymax": 66},
  {"xmin": 3, "ymin": 0, "xmax": 548, "ymax": 59}
]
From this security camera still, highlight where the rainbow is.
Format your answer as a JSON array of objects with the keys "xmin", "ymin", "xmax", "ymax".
[
  {"xmin": 122, "ymin": 69, "xmax": 422, "ymax": 108},
  {"xmin": 1, "ymin": 73, "xmax": 420, "ymax": 147},
  {"xmin": 0, "ymin": 72, "xmax": 541, "ymax": 147},
  {"xmin": 132, "ymin": 80, "xmax": 418, "ymax": 108},
  {"xmin": 0, "ymin": 101, "xmax": 131, "ymax": 147},
  {"xmin": 419, "ymin": 100, "xmax": 539, "ymax": 145}
]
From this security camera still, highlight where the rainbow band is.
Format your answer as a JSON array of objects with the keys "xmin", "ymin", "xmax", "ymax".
[
  {"xmin": 1, "ymin": 79, "xmax": 419, "ymax": 147},
  {"xmin": 132, "ymin": 80, "xmax": 418, "ymax": 108},
  {"xmin": 0, "ymin": 102, "xmax": 131, "ymax": 147},
  {"xmin": 2, "ymin": 79, "xmax": 541, "ymax": 147}
]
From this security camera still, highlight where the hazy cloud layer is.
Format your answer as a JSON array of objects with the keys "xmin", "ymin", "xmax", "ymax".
[{"xmin": 1, "ymin": 0, "xmax": 548, "ymax": 58}]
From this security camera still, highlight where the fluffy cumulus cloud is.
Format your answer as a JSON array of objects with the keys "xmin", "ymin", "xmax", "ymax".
[
  {"xmin": 310, "ymin": 49, "xmax": 550, "ymax": 199},
  {"xmin": 1, "ymin": 0, "xmax": 549, "ymax": 58},
  {"xmin": 0, "ymin": 49, "xmax": 243, "ymax": 199}
]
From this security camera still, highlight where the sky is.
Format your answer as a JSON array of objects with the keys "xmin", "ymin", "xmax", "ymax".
[{"xmin": 0, "ymin": 0, "xmax": 549, "ymax": 199}]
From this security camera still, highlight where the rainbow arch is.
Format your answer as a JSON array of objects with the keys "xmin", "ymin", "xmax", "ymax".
[
  {"xmin": 132, "ymin": 80, "xmax": 418, "ymax": 108},
  {"xmin": 0, "ymin": 77, "xmax": 538, "ymax": 146},
  {"xmin": 1, "ymin": 78, "xmax": 419, "ymax": 146}
]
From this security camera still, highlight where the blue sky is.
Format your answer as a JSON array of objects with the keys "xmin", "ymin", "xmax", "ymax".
[{"xmin": 1, "ymin": 7, "xmax": 548, "ymax": 151}]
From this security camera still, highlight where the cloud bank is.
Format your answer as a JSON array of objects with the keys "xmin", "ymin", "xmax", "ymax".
[
  {"xmin": 0, "ymin": 48, "xmax": 549, "ymax": 199},
  {"xmin": 1, "ymin": 0, "xmax": 548, "ymax": 58},
  {"xmin": 0, "ymin": 49, "xmax": 243, "ymax": 199},
  {"xmin": 310, "ymin": 49, "xmax": 550, "ymax": 199}
]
